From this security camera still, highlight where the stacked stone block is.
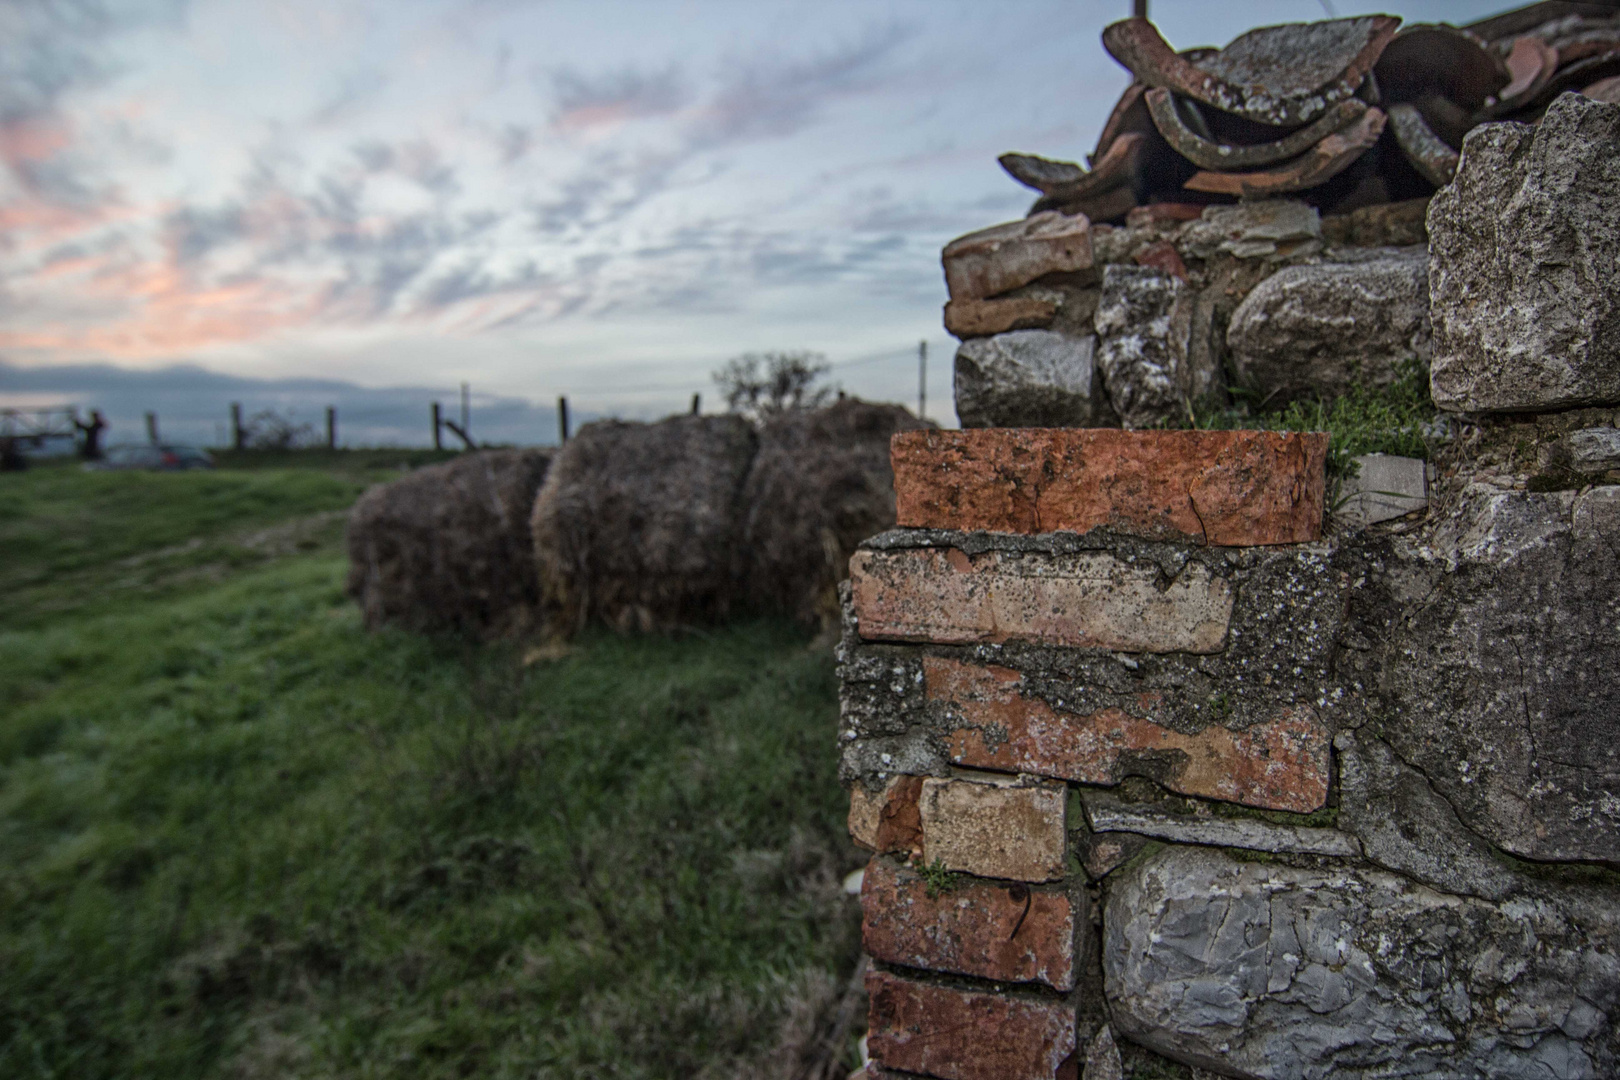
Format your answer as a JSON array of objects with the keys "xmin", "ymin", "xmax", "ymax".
[{"xmin": 846, "ymin": 91, "xmax": 1620, "ymax": 1080}]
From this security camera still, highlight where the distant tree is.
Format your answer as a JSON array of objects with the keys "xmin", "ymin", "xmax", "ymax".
[
  {"xmin": 242, "ymin": 409, "xmax": 317, "ymax": 450},
  {"xmin": 712, "ymin": 351, "xmax": 834, "ymax": 422}
]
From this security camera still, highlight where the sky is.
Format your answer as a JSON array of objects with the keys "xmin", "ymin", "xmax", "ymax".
[{"xmin": 0, "ymin": 0, "xmax": 1510, "ymax": 445}]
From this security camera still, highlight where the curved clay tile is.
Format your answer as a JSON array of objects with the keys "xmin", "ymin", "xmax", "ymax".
[
  {"xmin": 1388, "ymin": 103, "xmax": 1461, "ymax": 186},
  {"xmin": 1375, "ymin": 24, "xmax": 1510, "ymax": 111},
  {"xmin": 1146, "ymin": 89, "xmax": 1368, "ymax": 170},
  {"xmin": 1030, "ymin": 132, "xmax": 1149, "ymax": 218},
  {"xmin": 1102, "ymin": 15, "xmax": 1400, "ymax": 127},
  {"xmin": 1183, "ymin": 107, "xmax": 1387, "ymax": 197},
  {"xmin": 998, "ymin": 153, "xmax": 1085, "ymax": 194},
  {"xmin": 1488, "ymin": 35, "xmax": 1561, "ymax": 115},
  {"xmin": 1585, "ymin": 73, "xmax": 1620, "ymax": 102}
]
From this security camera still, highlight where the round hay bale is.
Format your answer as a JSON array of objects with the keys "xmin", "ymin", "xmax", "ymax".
[
  {"xmin": 739, "ymin": 398, "xmax": 929, "ymax": 624},
  {"xmin": 345, "ymin": 448, "xmax": 554, "ymax": 637},
  {"xmin": 531, "ymin": 414, "xmax": 758, "ymax": 634}
]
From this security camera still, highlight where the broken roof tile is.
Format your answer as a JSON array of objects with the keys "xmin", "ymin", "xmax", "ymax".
[
  {"xmin": 1388, "ymin": 102, "xmax": 1462, "ymax": 186},
  {"xmin": 1103, "ymin": 15, "xmax": 1401, "ymax": 127},
  {"xmin": 1146, "ymin": 88, "xmax": 1368, "ymax": 170},
  {"xmin": 1183, "ymin": 107, "xmax": 1387, "ymax": 198}
]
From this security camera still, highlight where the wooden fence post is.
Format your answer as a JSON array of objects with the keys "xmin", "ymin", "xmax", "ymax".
[
  {"xmin": 431, "ymin": 403, "xmax": 443, "ymax": 451},
  {"xmin": 557, "ymin": 396, "xmax": 570, "ymax": 444},
  {"xmin": 145, "ymin": 411, "xmax": 159, "ymax": 445},
  {"xmin": 326, "ymin": 406, "xmax": 336, "ymax": 450},
  {"xmin": 230, "ymin": 402, "xmax": 244, "ymax": 450}
]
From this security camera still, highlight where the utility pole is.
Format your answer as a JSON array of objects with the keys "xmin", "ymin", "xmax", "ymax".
[
  {"xmin": 230, "ymin": 402, "xmax": 244, "ymax": 450},
  {"xmin": 918, "ymin": 340, "xmax": 928, "ymax": 421},
  {"xmin": 431, "ymin": 403, "xmax": 443, "ymax": 451},
  {"xmin": 557, "ymin": 396, "xmax": 570, "ymax": 444},
  {"xmin": 326, "ymin": 406, "xmax": 337, "ymax": 450},
  {"xmin": 1133, "ymin": 0, "xmax": 1148, "ymax": 19},
  {"xmin": 691, "ymin": 392, "xmax": 701, "ymax": 415},
  {"xmin": 145, "ymin": 411, "xmax": 159, "ymax": 445},
  {"xmin": 460, "ymin": 382, "xmax": 470, "ymax": 441}
]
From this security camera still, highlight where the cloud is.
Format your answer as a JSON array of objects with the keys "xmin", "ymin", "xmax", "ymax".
[
  {"xmin": 547, "ymin": 64, "xmax": 689, "ymax": 132},
  {"xmin": 691, "ymin": 22, "xmax": 910, "ymax": 147}
]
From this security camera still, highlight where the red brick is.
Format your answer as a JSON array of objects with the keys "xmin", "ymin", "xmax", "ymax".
[
  {"xmin": 890, "ymin": 428, "xmax": 1329, "ymax": 546},
  {"xmin": 1125, "ymin": 202, "xmax": 1206, "ymax": 227},
  {"xmin": 849, "ymin": 775, "xmax": 925, "ymax": 855},
  {"xmin": 848, "ymin": 547, "xmax": 1233, "ymax": 654},
  {"xmin": 943, "ymin": 296, "xmax": 1057, "ymax": 339},
  {"xmin": 942, "ymin": 212, "xmax": 1093, "ymax": 302},
  {"xmin": 861, "ymin": 856, "xmax": 1078, "ymax": 990},
  {"xmin": 919, "ymin": 775, "xmax": 1068, "ymax": 882},
  {"xmin": 1133, "ymin": 239, "xmax": 1188, "ymax": 280},
  {"xmin": 867, "ymin": 970, "xmax": 1077, "ymax": 1080},
  {"xmin": 927, "ymin": 657, "xmax": 1329, "ymax": 814}
]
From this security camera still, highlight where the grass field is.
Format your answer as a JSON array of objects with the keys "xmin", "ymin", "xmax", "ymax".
[{"xmin": 0, "ymin": 455, "xmax": 863, "ymax": 1079}]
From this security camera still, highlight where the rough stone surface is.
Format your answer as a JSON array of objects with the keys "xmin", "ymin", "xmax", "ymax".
[
  {"xmin": 1078, "ymin": 831, "xmax": 1150, "ymax": 880},
  {"xmin": 849, "ymin": 547, "xmax": 1234, "ymax": 654},
  {"xmin": 943, "ymin": 211, "xmax": 1094, "ymax": 303},
  {"xmin": 953, "ymin": 330, "xmax": 1109, "ymax": 429},
  {"xmin": 839, "ymin": 532, "xmax": 1345, "ymax": 794},
  {"xmin": 1178, "ymin": 201, "xmax": 1321, "ymax": 261},
  {"xmin": 1355, "ymin": 485, "xmax": 1620, "ymax": 864},
  {"xmin": 1336, "ymin": 453, "xmax": 1428, "ymax": 527},
  {"xmin": 1094, "ymin": 265, "xmax": 1221, "ymax": 429},
  {"xmin": 1335, "ymin": 730, "xmax": 1520, "ymax": 902},
  {"xmin": 849, "ymin": 775, "xmax": 925, "ymax": 855},
  {"xmin": 1106, "ymin": 846, "xmax": 1620, "ymax": 1079},
  {"xmin": 944, "ymin": 297, "xmax": 1057, "ymax": 339},
  {"xmin": 928, "ymin": 657, "xmax": 1329, "ymax": 814},
  {"xmin": 861, "ymin": 856, "xmax": 1078, "ymax": 990},
  {"xmin": 1227, "ymin": 250, "xmax": 1431, "ymax": 406},
  {"xmin": 1081, "ymin": 790, "xmax": 1359, "ymax": 856},
  {"xmin": 1428, "ymin": 94, "xmax": 1620, "ymax": 412},
  {"xmin": 891, "ymin": 428, "xmax": 1328, "ymax": 547},
  {"xmin": 1321, "ymin": 197, "xmax": 1429, "ymax": 247},
  {"xmin": 918, "ymin": 775, "xmax": 1067, "ymax": 882},
  {"xmin": 866, "ymin": 970, "xmax": 1078, "ymax": 1080},
  {"xmin": 1569, "ymin": 427, "xmax": 1620, "ymax": 473},
  {"xmin": 1081, "ymin": 1025, "xmax": 1122, "ymax": 1080}
]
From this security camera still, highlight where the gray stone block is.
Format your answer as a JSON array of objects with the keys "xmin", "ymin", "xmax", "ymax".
[
  {"xmin": 1570, "ymin": 427, "xmax": 1620, "ymax": 474},
  {"xmin": 1094, "ymin": 265, "xmax": 1221, "ymax": 429},
  {"xmin": 1428, "ymin": 94, "xmax": 1620, "ymax": 413},
  {"xmin": 1335, "ymin": 729, "xmax": 1520, "ymax": 902},
  {"xmin": 1105, "ymin": 846, "xmax": 1620, "ymax": 1079},
  {"xmin": 1227, "ymin": 250, "xmax": 1431, "ymax": 406},
  {"xmin": 1179, "ymin": 200, "xmax": 1321, "ymax": 261},
  {"xmin": 1336, "ymin": 453, "xmax": 1428, "ymax": 527},
  {"xmin": 1082, "ymin": 790, "xmax": 1359, "ymax": 857},
  {"xmin": 1356, "ymin": 485, "xmax": 1620, "ymax": 864},
  {"xmin": 953, "ymin": 329, "xmax": 1109, "ymax": 428}
]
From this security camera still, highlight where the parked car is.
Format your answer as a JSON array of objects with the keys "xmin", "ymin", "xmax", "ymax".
[{"xmin": 93, "ymin": 444, "xmax": 215, "ymax": 471}]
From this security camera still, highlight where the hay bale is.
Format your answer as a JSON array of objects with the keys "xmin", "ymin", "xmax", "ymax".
[
  {"xmin": 739, "ymin": 398, "xmax": 929, "ymax": 624},
  {"xmin": 346, "ymin": 449, "xmax": 553, "ymax": 636},
  {"xmin": 531, "ymin": 414, "xmax": 758, "ymax": 633}
]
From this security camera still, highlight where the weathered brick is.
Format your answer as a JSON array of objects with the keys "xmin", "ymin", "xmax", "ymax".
[
  {"xmin": 942, "ymin": 212, "xmax": 1093, "ymax": 302},
  {"xmin": 919, "ymin": 775, "xmax": 1067, "ymax": 882},
  {"xmin": 867, "ymin": 970, "xmax": 1078, "ymax": 1080},
  {"xmin": 849, "ymin": 775, "xmax": 925, "ymax": 854},
  {"xmin": 849, "ymin": 547, "xmax": 1232, "ymax": 653},
  {"xmin": 943, "ymin": 296, "xmax": 1058, "ymax": 339},
  {"xmin": 928, "ymin": 657, "xmax": 1329, "ymax": 813},
  {"xmin": 890, "ymin": 428, "xmax": 1328, "ymax": 546},
  {"xmin": 861, "ymin": 856, "xmax": 1077, "ymax": 990}
]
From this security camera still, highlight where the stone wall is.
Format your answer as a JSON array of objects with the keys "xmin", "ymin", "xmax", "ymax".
[{"xmin": 843, "ymin": 92, "xmax": 1620, "ymax": 1080}]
